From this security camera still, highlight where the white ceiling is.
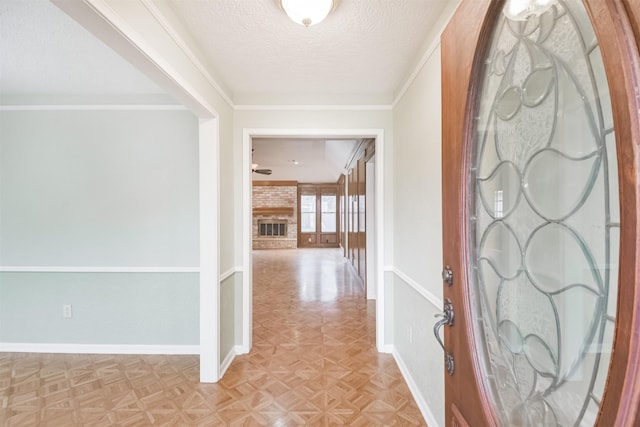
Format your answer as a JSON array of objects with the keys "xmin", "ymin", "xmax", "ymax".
[
  {"xmin": 0, "ymin": 0, "xmax": 455, "ymax": 181},
  {"xmin": 252, "ymin": 138, "xmax": 358, "ymax": 182},
  {"xmin": 1, "ymin": 0, "xmax": 455, "ymax": 105},
  {"xmin": 0, "ymin": 0, "xmax": 170, "ymax": 103},
  {"xmin": 163, "ymin": 0, "xmax": 453, "ymax": 104}
]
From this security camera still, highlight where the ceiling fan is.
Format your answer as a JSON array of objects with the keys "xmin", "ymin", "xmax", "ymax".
[{"xmin": 252, "ymin": 149, "xmax": 272, "ymax": 175}]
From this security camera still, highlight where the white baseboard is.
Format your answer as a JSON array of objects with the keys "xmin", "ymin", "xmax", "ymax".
[
  {"xmin": 220, "ymin": 267, "xmax": 242, "ymax": 282},
  {"xmin": 219, "ymin": 345, "xmax": 243, "ymax": 378},
  {"xmin": 0, "ymin": 342, "xmax": 199, "ymax": 355},
  {"xmin": 391, "ymin": 345, "xmax": 442, "ymax": 427},
  {"xmin": 236, "ymin": 344, "xmax": 250, "ymax": 355},
  {"xmin": 379, "ymin": 343, "xmax": 394, "ymax": 354}
]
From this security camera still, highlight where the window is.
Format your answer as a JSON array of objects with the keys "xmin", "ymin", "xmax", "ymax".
[
  {"xmin": 298, "ymin": 184, "xmax": 340, "ymax": 247},
  {"xmin": 300, "ymin": 194, "xmax": 316, "ymax": 232},
  {"xmin": 321, "ymin": 194, "xmax": 336, "ymax": 232}
]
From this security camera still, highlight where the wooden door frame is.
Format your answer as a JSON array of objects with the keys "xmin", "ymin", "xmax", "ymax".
[
  {"xmin": 242, "ymin": 128, "xmax": 389, "ymax": 352},
  {"xmin": 441, "ymin": 0, "xmax": 640, "ymax": 424}
]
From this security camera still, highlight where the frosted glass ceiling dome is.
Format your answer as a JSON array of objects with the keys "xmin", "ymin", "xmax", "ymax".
[{"xmin": 280, "ymin": 0, "xmax": 335, "ymax": 27}]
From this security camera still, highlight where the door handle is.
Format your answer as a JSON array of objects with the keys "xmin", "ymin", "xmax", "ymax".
[
  {"xmin": 433, "ymin": 298, "xmax": 455, "ymax": 375},
  {"xmin": 433, "ymin": 298, "xmax": 454, "ymax": 349}
]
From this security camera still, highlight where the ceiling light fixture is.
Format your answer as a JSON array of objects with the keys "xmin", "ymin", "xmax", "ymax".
[
  {"xmin": 280, "ymin": 0, "xmax": 336, "ymax": 27},
  {"xmin": 503, "ymin": 0, "xmax": 555, "ymax": 21}
]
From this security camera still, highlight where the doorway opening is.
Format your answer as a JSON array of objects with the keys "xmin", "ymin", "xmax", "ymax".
[{"xmin": 242, "ymin": 128, "xmax": 386, "ymax": 353}]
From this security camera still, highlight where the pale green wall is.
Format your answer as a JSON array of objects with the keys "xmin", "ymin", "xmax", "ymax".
[
  {"xmin": 0, "ymin": 109, "xmax": 201, "ymax": 345},
  {"xmin": 234, "ymin": 272, "xmax": 243, "ymax": 343},
  {"xmin": 218, "ymin": 271, "xmax": 244, "ymax": 360},
  {"xmin": 392, "ymin": 273, "xmax": 444, "ymax": 423},
  {"xmin": 0, "ymin": 272, "xmax": 198, "ymax": 344},
  {"xmin": 392, "ymin": 44, "xmax": 445, "ymax": 426},
  {"xmin": 219, "ymin": 273, "xmax": 236, "ymax": 358},
  {"xmin": 1, "ymin": 110, "xmax": 199, "ymax": 266}
]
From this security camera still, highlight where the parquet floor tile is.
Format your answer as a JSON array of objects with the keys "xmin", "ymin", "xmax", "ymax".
[{"xmin": 1, "ymin": 248, "xmax": 426, "ymax": 426}]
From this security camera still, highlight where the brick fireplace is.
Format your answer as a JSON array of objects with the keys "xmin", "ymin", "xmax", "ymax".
[{"xmin": 252, "ymin": 181, "xmax": 297, "ymax": 249}]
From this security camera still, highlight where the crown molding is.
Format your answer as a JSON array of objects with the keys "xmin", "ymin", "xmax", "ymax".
[
  {"xmin": 0, "ymin": 266, "xmax": 198, "ymax": 273},
  {"xmin": 140, "ymin": 0, "xmax": 234, "ymax": 108},
  {"xmin": 0, "ymin": 104, "xmax": 187, "ymax": 111},
  {"xmin": 234, "ymin": 104, "xmax": 392, "ymax": 111},
  {"xmin": 392, "ymin": 0, "xmax": 462, "ymax": 108}
]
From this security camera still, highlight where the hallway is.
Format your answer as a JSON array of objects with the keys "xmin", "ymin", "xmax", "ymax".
[
  {"xmin": 0, "ymin": 249, "xmax": 425, "ymax": 426},
  {"xmin": 247, "ymin": 248, "xmax": 424, "ymax": 425}
]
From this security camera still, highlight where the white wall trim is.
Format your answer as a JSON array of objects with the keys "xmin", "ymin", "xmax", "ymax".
[
  {"xmin": 243, "ymin": 128, "xmax": 386, "ymax": 355},
  {"xmin": 199, "ymin": 118, "xmax": 220, "ymax": 383},
  {"xmin": 53, "ymin": 0, "xmax": 218, "ymax": 119},
  {"xmin": 392, "ymin": 41, "xmax": 441, "ymax": 109},
  {"xmin": 236, "ymin": 343, "xmax": 251, "ymax": 355},
  {"xmin": 380, "ymin": 344, "xmax": 394, "ymax": 354},
  {"xmin": 0, "ymin": 343, "xmax": 199, "ymax": 355},
  {"xmin": 219, "ymin": 345, "xmax": 242, "ymax": 378},
  {"xmin": 50, "ymin": 0, "xmax": 222, "ymax": 385},
  {"xmin": 391, "ymin": 267, "xmax": 443, "ymax": 309},
  {"xmin": 0, "ymin": 266, "xmax": 199, "ymax": 273},
  {"xmin": 242, "ymin": 129, "xmax": 254, "ymax": 354},
  {"xmin": 374, "ymin": 133, "xmax": 386, "ymax": 352},
  {"xmin": 140, "ymin": 0, "xmax": 234, "ymax": 108},
  {"xmin": 219, "ymin": 267, "xmax": 242, "ymax": 282},
  {"xmin": 392, "ymin": 345, "xmax": 442, "ymax": 427},
  {"xmin": 0, "ymin": 105, "xmax": 187, "ymax": 111},
  {"xmin": 245, "ymin": 128, "xmax": 384, "ymax": 139},
  {"xmin": 392, "ymin": 0, "xmax": 460, "ymax": 108},
  {"xmin": 234, "ymin": 104, "xmax": 392, "ymax": 111}
]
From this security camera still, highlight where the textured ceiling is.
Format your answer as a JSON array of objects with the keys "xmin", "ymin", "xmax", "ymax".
[
  {"xmin": 165, "ymin": 0, "xmax": 453, "ymax": 104},
  {"xmin": 0, "ymin": 0, "xmax": 169, "ymax": 103},
  {"xmin": 1, "ymin": 0, "xmax": 455, "ymax": 105}
]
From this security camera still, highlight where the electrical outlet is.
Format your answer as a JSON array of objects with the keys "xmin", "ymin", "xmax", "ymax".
[
  {"xmin": 409, "ymin": 326, "xmax": 413, "ymax": 343},
  {"xmin": 63, "ymin": 304, "xmax": 73, "ymax": 319}
]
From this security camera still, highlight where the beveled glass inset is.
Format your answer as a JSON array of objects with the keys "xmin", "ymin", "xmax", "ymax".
[{"xmin": 469, "ymin": 1, "xmax": 619, "ymax": 425}]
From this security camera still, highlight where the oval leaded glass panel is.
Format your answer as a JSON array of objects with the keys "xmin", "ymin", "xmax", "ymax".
[{"xmin": 470, "ymin": 0, "xmax": 618, "ymax": 425}]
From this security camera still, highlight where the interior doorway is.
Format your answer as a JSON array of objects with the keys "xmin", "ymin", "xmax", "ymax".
[{"xmin": 242, "ymin": 128, "xmax": 386, "ymax": 352}]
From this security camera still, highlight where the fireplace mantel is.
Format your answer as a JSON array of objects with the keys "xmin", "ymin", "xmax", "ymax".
[{"xmin": 253, "ymin": 207, "xmax": 294, "ymax": 216}]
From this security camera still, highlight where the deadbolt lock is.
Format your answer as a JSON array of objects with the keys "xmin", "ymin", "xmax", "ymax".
[{"xmin": 442, "ymin": 266, "xmax": 453, "ymax": 286}]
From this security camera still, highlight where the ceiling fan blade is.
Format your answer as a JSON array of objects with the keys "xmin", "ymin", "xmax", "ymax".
[{"xmin": 254, "ymin": 169, "xmax": 272, "ymax": 175}]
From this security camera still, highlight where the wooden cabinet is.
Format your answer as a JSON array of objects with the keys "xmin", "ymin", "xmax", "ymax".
[{"xmin": 344, "ymin": 138, "xmax": 374, "ymax": 285}]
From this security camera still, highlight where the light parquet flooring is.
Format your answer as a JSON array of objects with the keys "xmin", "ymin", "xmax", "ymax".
[{"xmin": 1, "ymin": 249, "xmax": 426, "ymax": 426}]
